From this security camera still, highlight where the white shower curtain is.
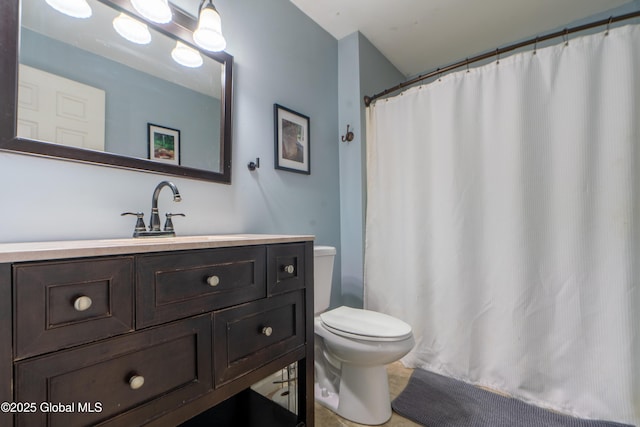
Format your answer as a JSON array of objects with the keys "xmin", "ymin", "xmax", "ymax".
[{"xmin": 365, "ymin": 25, "xmax": 640, "ymax": 425}]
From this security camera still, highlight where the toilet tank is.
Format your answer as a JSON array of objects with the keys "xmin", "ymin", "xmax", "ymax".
[{"xmin": 313, "ymin": 246, "xmax": 336, "ymax": 314}]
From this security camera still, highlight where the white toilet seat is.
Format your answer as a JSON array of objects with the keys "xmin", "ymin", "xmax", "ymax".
[{"xmin": 320, "ymin": 306, "xmax": 412, "ymax": 342}]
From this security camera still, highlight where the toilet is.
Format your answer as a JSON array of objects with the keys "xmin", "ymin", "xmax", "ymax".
[{"xmin": 314, "ymin": 246, "xmax": 415, "ymax": 425}]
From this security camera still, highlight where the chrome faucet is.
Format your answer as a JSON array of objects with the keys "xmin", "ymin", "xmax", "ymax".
[
  {"xmin": 149, "ymin": 181, "xmax": 181, "ymax": 232},
  {"xmin": 122, "ymin": 180, "xmax": 184, "ymax": 238}
]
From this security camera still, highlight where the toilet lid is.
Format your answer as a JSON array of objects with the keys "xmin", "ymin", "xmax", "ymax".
[{"xmin": 320, "ymin": 306, "xmax": 412, "ymax": 340}]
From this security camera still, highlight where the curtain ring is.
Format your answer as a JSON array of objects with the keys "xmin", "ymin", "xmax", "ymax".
[
  {"xmin": 466, "ymin": 58, "xmax": 470, "ymax": 73},
  {"xmin": 437, "ymin": 67, "xmax": 442, "ymax": 82},
  {"xmin": 563, "ymin": 28, "xmax": 569, "ymax": 46},
  {"xmin": 605, "ymin": 16, "xmax": 613, "ymax": 36},
  {"xmin": 533, "ymin": 37, "xmax": 538, "ymax": 55},
  {"xmin": 496, "ymin": 48, "xmax": 500, "ymax": 65}
]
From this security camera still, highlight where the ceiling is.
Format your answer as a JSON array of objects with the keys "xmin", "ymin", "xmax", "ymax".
[{"xmin": 290, "ymin": 0, "xmax": 632, "ymax": 77}]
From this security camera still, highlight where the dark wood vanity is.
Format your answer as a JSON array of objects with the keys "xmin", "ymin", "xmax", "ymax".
[{"xmin": 0, "ymin": 235, "xmax": 314, "ymax": 426}]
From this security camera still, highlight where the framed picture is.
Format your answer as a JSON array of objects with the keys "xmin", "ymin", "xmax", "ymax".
[
  {"xmin": 148, "ymin": 123, "xmax": 180, "ymax": 165},
  {"xmin": 274, "ymin": 104, "xmax": 310, "ymax": 174}
]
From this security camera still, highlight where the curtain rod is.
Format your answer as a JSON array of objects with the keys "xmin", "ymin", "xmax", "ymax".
[{"xmin": 363, "ymin": 10, "xmax": 640, "ymax": 107}]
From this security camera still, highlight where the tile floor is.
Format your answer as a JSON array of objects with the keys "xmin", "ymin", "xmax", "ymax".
[{"xmin": 314, "ymin": 362, "xmax": 422, "ymax": 427}]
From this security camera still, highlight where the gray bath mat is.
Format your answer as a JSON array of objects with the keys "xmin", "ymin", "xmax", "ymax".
[{"xmin": 392, "ymin": 369, "xmax": 634, "ymax": 427}]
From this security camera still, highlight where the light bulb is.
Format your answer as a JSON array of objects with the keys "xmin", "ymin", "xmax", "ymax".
[
  {"xmin": 130, "ymin": 0, "xmax": 171, "ymax": 24},
  {"xmin": 171, "ymin": 41, "xmax": 203, "ymax": 68},
  {"xmin": 193, "ymin": 3, "xmax": 226, "ymax": 52},
  {"xmin": 113, "ymin": 13, "xmax": 152, "ymax": 45},
  {"xmin": 45, "ymin": 0, "xmax": 92, "ymax": 18}
]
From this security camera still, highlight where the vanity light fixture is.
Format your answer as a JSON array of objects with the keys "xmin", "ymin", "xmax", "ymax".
[
  {"xmin": 171, "ymin": 41, "xmax": 203, "ymax": 68},
  {"xmin": 193, "ymin": 0, "xmax": 226, "ymax": 52},
  {"xmin": 113, "ymin": 13, "xmax": 152, "ymax": 45},
  {"xmin": 130, "ymin": 0, "xmax": 172, "ymax": 24},
  {"xmin": 45, "ymin": 0, "xmax": 92, "ymax": 18}
]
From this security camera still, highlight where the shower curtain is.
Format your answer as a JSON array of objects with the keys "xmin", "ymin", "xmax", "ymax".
[{"xmin": 365, "ymin": 25, "xmax": 640, "ymax": 425}]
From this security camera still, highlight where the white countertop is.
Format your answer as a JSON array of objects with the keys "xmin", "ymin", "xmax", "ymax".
[{"xmin": 0, "ymin": 234, "xmax": 315, "ymax": 263}]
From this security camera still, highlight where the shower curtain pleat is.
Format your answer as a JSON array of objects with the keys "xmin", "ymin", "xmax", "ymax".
[{"xmin": 365, "ymin": 25, "xmax": 640, "ymax": 425}]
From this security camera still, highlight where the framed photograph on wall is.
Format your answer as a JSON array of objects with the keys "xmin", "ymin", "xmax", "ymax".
[
  {"xmin": 148, "ymin": 123, "xmax": 180, "ymax": 165},
  {"xmin": 274, "ymin": 104, "xmax": 310, "ymax": 174}
]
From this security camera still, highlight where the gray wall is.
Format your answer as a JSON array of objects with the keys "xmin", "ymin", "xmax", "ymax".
[{"xmin": 2, "ymin": 0, "xmax": 341, "ymax": 291}]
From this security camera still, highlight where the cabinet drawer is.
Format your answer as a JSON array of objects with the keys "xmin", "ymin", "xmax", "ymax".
[
  {"xmin": 14, "ymin": 257, "xmax": 134, "ymax": 359},
  {"xmin": 137, "ymin": 246, "xmax": 266, "ymax": 328},
  {"xmin": 213, "ymin": 291, "xmax": 305, "ymax": 387},
  {"xmin": 267, "ymin": 243, "xmax": 306, "ymax": 296},
  {"xmin": 15, "ymin": 316, "xmax": 212, "ymax": 427}
]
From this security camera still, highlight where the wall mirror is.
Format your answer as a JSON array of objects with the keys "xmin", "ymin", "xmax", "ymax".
[{"xmin": 0, "ymin": 0, "xmax": 233, "ymax": 183}]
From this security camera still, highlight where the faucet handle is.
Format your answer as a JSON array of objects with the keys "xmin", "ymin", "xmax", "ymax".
[
  {"xmin": 164, "ymin": 213, "xmax": 185, "ymax": 233},
  {"xmin": 121, "ymin": 212, "xmax": 147, "ymax": 233}
]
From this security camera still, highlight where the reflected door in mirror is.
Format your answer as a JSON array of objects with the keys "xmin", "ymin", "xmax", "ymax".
[{"xmin": 18, "ymin": 64, "xmax": 106, "ymax": 151}]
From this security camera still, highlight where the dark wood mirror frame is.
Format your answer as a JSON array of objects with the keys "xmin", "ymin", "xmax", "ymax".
[{"xmin": 0, "ymin": 0, "xmax": 233, "ymax": 183}]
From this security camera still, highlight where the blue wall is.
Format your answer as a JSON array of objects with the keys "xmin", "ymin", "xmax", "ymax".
[
  {"xmin": 7, "ymin": 0, "xmax": 635, "ymax": 309},
  {"xmin": 2, "ymin": 0, "xmax": 341, "ymax": 290},
  {"xmin": 338, "ymin": 33, "xmax": 404, "ymax": 308},
  {"xmin": 337, "ymin": 33, "xmax": 362, "ymax": 309}
]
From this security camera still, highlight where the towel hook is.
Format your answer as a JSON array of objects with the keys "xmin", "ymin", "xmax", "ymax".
[
  {"xmin": 341, "ymin": 125, "xmax": 354, "ymax": 143},
  {"xmin": 248, "ymin": 157, "xmax": 260, "ymax": 171}
]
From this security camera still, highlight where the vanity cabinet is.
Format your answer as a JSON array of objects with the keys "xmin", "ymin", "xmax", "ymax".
[
  {"xmin": 16, "ymin": 316, "xmax": 212, "ymax": 427},
  {"xmin": 136, "ymin": 246, "xmax": 267, "ymax": 328},
  {"xmin": 14, "ymin": 257, "xmax": 135, "ymax": 360},
  {"xmin": 0, "ymin": 236, "xmax": 314, "ymax": 427},
  {"xmin": 213, "ymin": 290, "xmax": 305, "ymax": 387}
]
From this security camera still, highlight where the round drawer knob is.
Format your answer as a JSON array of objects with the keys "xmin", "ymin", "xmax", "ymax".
[
  {"xmin": 262, "ymin": 326, "xmax": 273, "ymax": 337},
  {"xmin": 283, "ymin": 265, "xmax": 294, "ymax": 274},
  {"xmin": 73, "ymin": 296, "xmax": 93, "ymax": 312},
  {"xmin": 129, "ymin": 375, "xmax": 145, "ymax": 390},
  {"xmin": 206, "ymin": 275, "xmax": 220, "ymax": 287}
]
